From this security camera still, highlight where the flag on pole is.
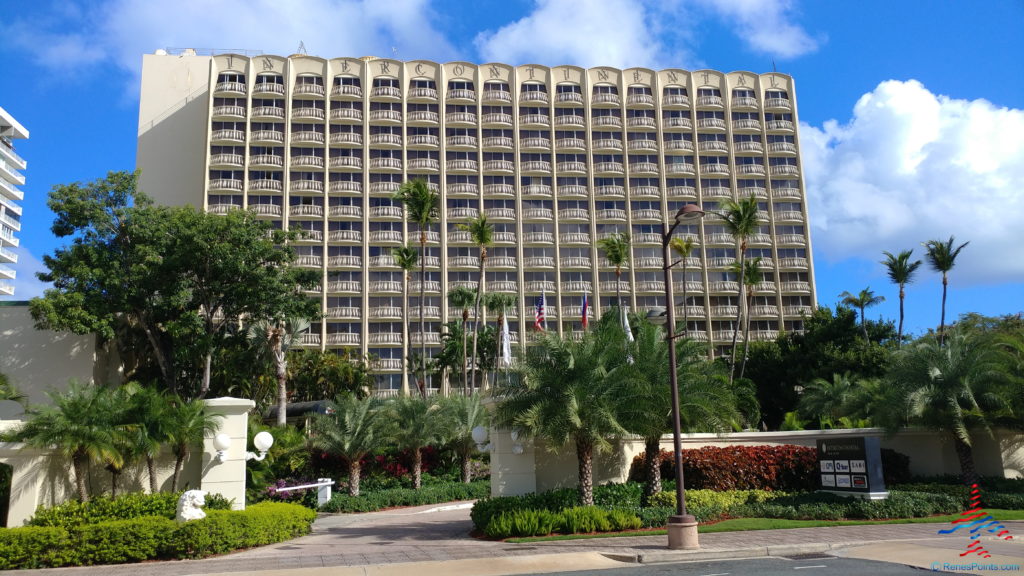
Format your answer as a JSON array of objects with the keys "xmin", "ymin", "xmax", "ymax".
[
  {"xmin": 581, "ymin": 294, "xmax": 589, "ymax": 330},
  {"xmin": 534, "ymin": 290, "xmax": 546, "ymax": 331},
  {"xmin": 501, "ymin": 313, "xmax": 512, "ymax": 367}
]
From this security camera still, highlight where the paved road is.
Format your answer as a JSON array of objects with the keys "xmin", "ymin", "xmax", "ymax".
[{"xmin": 512, "ymin": 556, "xmax": 932, "ymax": 576}]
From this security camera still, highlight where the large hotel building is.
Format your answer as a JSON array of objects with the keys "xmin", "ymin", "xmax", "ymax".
[
  {"xmin": 137, "ymin": 51, "xmax": 817, "ymax": 394},
  {"xmin": 0, "ymin": 107, "xmax": 28, "ymax": 297}
]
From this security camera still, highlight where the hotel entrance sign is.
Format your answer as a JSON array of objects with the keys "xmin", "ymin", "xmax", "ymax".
[{"xmin": 816, "ymin": 437, "xmax": 888, "ymax": 500}]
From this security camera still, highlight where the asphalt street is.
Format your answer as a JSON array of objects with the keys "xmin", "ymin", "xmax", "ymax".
[{"xmin": 512, "ymin": 556, "xmax": 938, "ymax": 575}]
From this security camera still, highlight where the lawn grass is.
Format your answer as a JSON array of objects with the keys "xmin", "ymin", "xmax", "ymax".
[{"xmin": 505, "ymin": 509, "xmax": 1024, "ymax": 543}]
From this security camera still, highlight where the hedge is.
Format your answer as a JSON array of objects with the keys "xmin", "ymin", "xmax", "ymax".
[
  {"xmin": 483, "ymin": 506, "xmax": 642, "ymax": 539},
  {"xmin": 320, "ymin": 480, "xmax": 489, "ymax": 513},
  {"xmin": 0, "ymin": 502, "xmax": 315, "ymax": 569},
  {"xmin": 28, "ymin": 491, "xmax": 233, "ymax": 529}
]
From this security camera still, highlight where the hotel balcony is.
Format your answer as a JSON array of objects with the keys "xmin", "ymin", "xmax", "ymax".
[
  {"xmin": 448, "ymin": 230, "xmax": 472, "ymax": 243},
  {"xmin": 446, "ymin": 112, "xmax": 477, "ymax": 126},
  {"xmin": 663, "ymin": 94, "xmax": 691, "ymax": 108},
  {"xmin": 594, "ymin": 184, "xmax": 625, "ymax": 198},
  {"xmin": 410, "ymin": 306, "xmax": 441, "ymax": 319},
  {"xmin": 407, "ymin": 158, "xmax": 440, "ymax": 172},
  {"xmin": 211, "ymin": 129, "xmax": 245, "ymax": 144},
  {"xmin": 299, "ymin": 333, "xmax": 322, "ymax": 346},
  {"xmin": 556, "ymin": 92, "xmax": 584, "ymax": 105},
  {"xmin": 369, "ymin": 230, "xmax": 403, "ymax": 243},
  {"xmin": 251, "ymin": 129, "xmax": 285, "ymax": 144},
  {"xmin": 291, "ymin": 107, "xmax": 325, "ymax": 121},
  {"xmin": 411, "ymin": 332, "xmax": 441, "ymax": 345},
  {"xmin": 331, "ymin": 84, "xmax": 363, "ymax": 99},
  {"xmin": 483, "ymin": 183, "xmax": 514, "ymax": 197},
  {"xmin": 328, "ymin": 229, "xmax": 362, "ymax": 243},
  {"xmin": 561, "ymin": 281, "xmax": 592, "ymax": 293},
  {"xmin": 330, "ymin": 108, "xmax": 363, "ymax": 122},
  {"xmin": 448, "ymin": 256, "xmax": 480, "ymax": 269},
  {"xmin": 627, "ymin": 140, "xmax": 658, "ymax": 152},
  {"xmin": 446, "ymin": 159, "xmax": 479, "ymax": 173},
  {"xmin": 629, "ymin": 162, "xmax": 659, "ymax": 175},
  {"xmin": 522, "ymin": 208, "xmax": 553, "ymax": 220},
  {"xmin": 521, "ymin": 184, "xmax": 552, "ymax": 197},
  {"xmin": 447, "ymin": 207, "xmax": 479, "ymax": 220},
  {"xmin": 447, "ymin": 135, "xmax": 477, "ymax": 149},
  {"xmin": 481, "ymin": 113, "xmax": 513, "ymax": 126},
  {"xmin": 212, "ymin": 105, "xmax": 246, "ymax": 120},
  {"xmin": 767, "ymin": 120, "xmax": 796, "ymax": 132},
  {"xmin": 558, "ymin": 208, "xmax": 590, "ymax": 221},
  {"xmin": 251, "ymin": 106, "xmax": 285, "ymax": 120},
  {"xmin": 784, "ymin": 305, "xmax": 813, "ymax": 316},
  {"xmin": 292, "ymin": 156, "xmax": 325, "ymax": 169},
  {"xmin": 210, "ymin": 153, "xmax": 244, "ymax": 169},
  {"xmin": 592, "ymin": 116, "xmax": 622, "ymax": 129},
  {"xmin": 634, "ymin": 281, "xmax": 665, "ymax": 293},
  {"xmin": 523, "ymin": 256, "xmax": 554, "ymax": 268},
  {"xmin": 487, "ymin": 281, "xmax": 518, "ymax": 293},
  {"xmin": 776, "ymin": 234, "xmax": 806, "ymax": 246},
  {"xmin": 732, "ymin": 119, "xmax": 761, "ymax": 132},
  {"xmin": 483, "ymin": 89, "xmax": 512, "ymax": 103},
  {"xmin": 485, "ymin": 207, "xmax": 516, "ymax": 220},
  {"xmin": 294, "ymin": 255, "xmax": 323, "ymax": 268},
  {"xmin": 600, "ymin": 281, "xmax": 630, "ymax": 294},
  {"xmin": 677, "ymin": 305, "xmax": 706, "ymax": 319},
  {"xmin": 326, "ymin": 280, "xmax": 362, "ymax": 293},
  {"xmin": 631, "ymin": 209, "xmax": 662, "ymax": 221},
  {"xmin": 630, "ymin": 186, "xmax": 659, "ymax": 199},
  {"xmin": 774, "ymin": 210, "xmax": 804, "ymax": 222},
  {"xmin": 447, "ymin": 183, "xmax": 479, "ymax": 197},
  {"xmin": 327, "ymin": 255, "xmax": 361, "ymax": 268},
  {"xmin": 711, "ymin": 305, "xmax": 738, "ymax": 317},
  {"xmin": 632, "ymin": 232, "xmax": 661, "ymax": 244},
  {"xmin": 409, "ymin": 87, "xmax": 438, "ymax": 101},
  {"xmin": 592, "ymin": 93, "xmax": 621, "ymax": 106},
  {"xmin": 249, "ymin": 203, "xmax": 282, "ymax": 217},
  {"xmin": 750, "ymin": 305, "xmax": 779, "ymax": 317},
  {"xmin": 369, "ymin": 280, "xmax": 402, "ymax": 293},
  {"xmin": 731, "ymin": 97, "xmax": 759, "ymax": 109},
  {"xmin": 369, "ymin": 306, "xmax": 403, "ymax": 319},
  {"xmin": 329, "ymin": 205, "xmax": 363, "ymax": 218},
  {"xmin": 446, "ymin": 88, "xmax": 476, "ymax": 102},
  {"xmin": 700, "ymin": 164, "xmax": 730, "ymax": 177},
  {"xmin": 596, "ymin": 208, "xmax": 627, "ymax": 221},
  {"xmin": 410, "ymin": 280, "xmax": 442, "ymax": 293},
  {"xmin": 594, "ymin": 162, "xmax": 624, "ymax": 175},
  {"xmin": 712, "ymin": 330, "xmax": 741, "ymax": 342},
  {"xmin": 664, "ymin": 140, "xmax": 694, "ymax": 153},
  {"xmin": 709, "ymin": 280, "xmax": 739, "ymax": 292},
  {"xmin": 327, "ymin": 333, "xmax": 362, "ymax": 346},
  {"xmin": 487, "ymin": 256, "xmax": 518, "ymax": 268},
  {"xmin": 519, "ymin": 91, "xmax": 549, "ymax": 104},
  {"xmin": 696, "ymin": 95, "xmax": 724, "ymax": 108},
  {"xmin": 765, "ymin": 98, "xmax": 793, "ymax": 110},
  {"xmin": 368, "ymin": 255, "xmax": 398, "ymax": 269},
  {"xmin": 696, "ymin": 118, "xmax": 726, "ymax": 130},
  {"xmin": 524, "ymin": 231, "xmax": 555, "ymax": 244},
  {"xmin": 289, "ymin": 204, "xmax": 324, "ymax": 218},
  {"xmin": 493, "ymin": 231, "xmax": 517, "ymax": 244},
  {"xmin": 556, "ymin": 137, "xmax": 586, "ymax": 151},
  {"xmin": 663, "ymin": 117, "xmax": 693, "ymax": 130},
  {"xmin": 371, "ymin": 86, "xmax": 402, "ymax": 100},
  {"xmin": 482, "ymin": 136, "xmax": 513, "ymax": 150},
  {"xmin": 525, "ymin": 280, "xmax": 555, "ymax": 293},
  {"xmin": 407, "ymin": 134, "xmax": 440, "ymax": 148},
  {"xmin": 554, "ymin": 115, "xmax": 585, "ymax": 128},
  {"xmin": 249, "ymin": 154, "xmax": 284, "ymax": 169},
  {"xmin": 519, "ymin": 114, "xmax": 550, "ymax": 128},
  {"xmin": 770, "ymin": 165, "xmax": 800, "ymax": 177},
  {"xmin": 627, "ymin": 93, "xmax": 655, "ymax": 107},
  {"xmin": 291, "ymin": 131, "xmax": 325, "ymax": 145},
  {"xmin": 626, "ymin": 117, "xmax": 657, "ymax": 130},
  {"xmin": 707, "ymin": 256, "xmax": 737, "ymax": 267},
  {"xmin": 369, "ymin": 110, "xmax": 402, "ymax": 123},
  {"xmin": 558, "ymin": 185, "xmax": 588, "ymax": 199},
  {"xmin": 698, "ymin": 141, "xmax": 728, "ymax": 154},
  {"xmin": 666, "ymin": 185, "xmax": 697, "ymax": 199},
  {"xmin": 778, "ymin": 257, "xmax": 809, "ymax": 269},
  {"xmin": 560, "ymin": 256, "xmax": 591, "ymax": 269},
  {"xmin": 520, "ymin": 137, "xmax": 551, "ymax": 151},
  {"xmin": 449, "ymin": 280, "xmax": 479, "ymax": 291},
  {"xmin": 737, "ymin": 164, "xmax": 766, "ymax": 176},
  {"xmin": 781, "ymin": 281, "xmax": 811, "ymax": 293}
]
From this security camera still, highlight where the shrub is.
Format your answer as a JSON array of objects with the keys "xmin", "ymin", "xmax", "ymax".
[
  {"xmin": 168, "ymin": 502, "xmax": 316, "ymax": 559},
  {"xmin": 28, "ymin": 491, "xmax": 233, "ymax": 529},
  {"xmin": 70, "ymin": 517, "xmax": 177, "ymax": 565},
  {"xmin": 559, "ymin": 506, "xmax": 612, "ymax": 534},
  {"xmin": 648, "ymin": 491, "xmax": 675, "ymax": 508},
  {"xmin": 320, "ymin": 480, "xmax": 489, "ymax": 513},
  {"xmin": 0, "ymin": 526, "xmax": 71, "ymax": 569},
  {"xmin": 607, "ymin": 509, "xmax": 642, "ymax": 531},
  {"xmin": 629, "ymin": 446, "xmax": 819, "ymax": 491}
]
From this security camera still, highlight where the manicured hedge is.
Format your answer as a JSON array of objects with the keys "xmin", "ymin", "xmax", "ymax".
[
  {"xmin": 483, "ymin": 506, "xmax": 642, "ymax": 539},
  {"xmin": 629, "ymin": 446, "xmax": 820, "ymax": 491},
  {"xmin": 0, "ymin": 502, "xmax": 315, "ymax": 569},
  {"xmin": 320, "ymin": 480, "xmax": 489, "ymax": 513},
  {"xmin": 28, "ymin": 491, "xmax": 233, "ymax": 529}
]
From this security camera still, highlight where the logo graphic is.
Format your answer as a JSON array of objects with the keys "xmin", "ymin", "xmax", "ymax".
[{"xmin": 937, "ymin": 484, "xmax": 1014, "ymax": 558}]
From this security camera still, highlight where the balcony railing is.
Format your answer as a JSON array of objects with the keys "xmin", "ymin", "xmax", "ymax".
[
  {"xmin": 328, "ymin": 230, "xmax": 362, "ymax": 243},
  {"xmin": 554, "ymin": 115, "xmax": 585, "ymax": 127},
  {"xmin": 481, "ymin": 113, "xmax": 513, "ymax": 125},
  {"xmin": 483, "ymin": 183, "xmax": 513, "ymax": 196},
  {"xmin": 329, "ymin": 205, "xmax": 363, "ymax": 218},
  {"xmin": 449, "ymin": 256, "xmax": 480, "ymax": 268},
  {"xmin": 483, "ymin": 90, "xmax": 512, "ymax": 103},
  {"xmin": 524, "ymin": 232, "xmax": 555, "ymax": 244},
  {"xmin": 330, "ymin": 108, "xmax": 363, "ymax": 122},
  {"xmin": 289, "ymin": 204, "xmax": 324, "ymax": 217},
  {"xmin": 369, "ymin": 230, "xmax": 403, "ymax": 243},
  {"xmin": 485, "ymin": 208, "xmax": 516, "ymax": 220},
  {"xmin": 409, "ymin": 87, "xmax": 438, "ymax": 100},
  {"xmin": 560, "ymin": 256, "xmax": 592, "ymax": 268},
  {"xmin": 326, "ymin": 280, "xmax": 362, "ymax": 293},
  {"xmin": 521, "ymin": 184, "xmax": 552, "ymax": 197},
  {"xmin": 328, "ymin": 255, "xmax": 361, "ymax": 267},
  {"xmin": 524, "ymin": 256, "xmax": 554, "ymax": 268}
]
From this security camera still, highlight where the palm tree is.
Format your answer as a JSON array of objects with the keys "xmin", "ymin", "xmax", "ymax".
[
  {"xmin": 839, "ymin": 287, "xmax": 886, "ymax": 343},
  {"xmin": 485, "ymin": 292, "xmax": 516, "ymax": 388},
  {"xmin": 0, "ymin": 372, "xmax": 26, "ymax": 404},
  {"xmin": 881, "ymin": 327, "xmax": 1012, "ymax": 486},
  {"xmin": 923, "ymin": 236, "xmax": 969, "ymax": 345},
  {"xmin": 384, "ymin": 396, "xmax": 445, "ymax": 489},
  {"xmin": 459, "ymin": 215, "xmax": 493, "ymax": 390},
  {"xmin": 669, "ymin": 236, "xmax": 698, "ymax": 337},
  {"xmin": 165, "ymin": 396, "xmax": 222, "ymax": 491},
  {"xmin": 392, "ymin": 244, "xmax": 420, "ymax": 397},
  {"xmin": 494, "ymin": 319, "xmax": 626, "ymax": 505},
  {"xmin": 735, "ymin": 256, "xmax": 763, "ymax": 380},
  {"xmin": 596, "ymin": 232, "xmax": 631, "ymax": 318},
  {"xmin": 438, "ymin": 394, "xmax": 489, "ymax": 483},
  {"xmin": 9, "ymin": 383, "xmax": 122, "ymax": 501},
  {"xmin": 720, "ymin": 195, "xmax": 760, "ymax": 383},
  {"xmin": 612, "ymin": 319, "xmax": 746, "ymax": 505},
  {"xmin": 127, "ymin": 385, "xmax": 173, "ymax": 493},
  {"xmin": 308, "ymin": 394, "xmax": 385, "ymax": 496},
  {"xmin": 394, "ymin": 178, "xmax": 441, "ymax": 390},
  {"xmin": 447, "ymin": 286, "xmax": 476, "ymax": 393},
  {"xmin": 882, "ymin": 250, "xmax": 923, "ymax": 348},
  {"xmin": 798, "ymin": 372, "xmax": 858, "ymax": 427},
  {"xmin": 248, "ymin": 316, "xmax": 311, "ymax": 426}
]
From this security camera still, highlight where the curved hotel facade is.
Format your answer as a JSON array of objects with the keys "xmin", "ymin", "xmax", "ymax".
[{"xmin": 137, "ymin": 52, "xmax": 817, "ymax": 394}]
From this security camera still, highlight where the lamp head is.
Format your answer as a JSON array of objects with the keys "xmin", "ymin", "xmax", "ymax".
[
  {"xmin": 673, "ymin": 204, "xmax": 705, "ymax": 224},
  {"xmin": 212, "ymin": 433, "xmax": 232, "ymax": 452},
  {"xmin": 253, "ymin": 431, "xmax": 274, "ymax": 452},
  {"xmin": 471, "ymin": 426, "xmax": 488, "ymax": 444}
]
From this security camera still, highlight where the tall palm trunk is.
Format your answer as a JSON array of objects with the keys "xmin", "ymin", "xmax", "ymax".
[
  {"xmin": 952, "ymin": 435, "xmax": 978, "ymax": 487},
  {"xmin": 491, "ymin": 309, "xmax": 505, "ymax": 390},
  {"xmin": 939, "ymin": 273, "xmax": 948, "ymax": 346},
  {"xmin": 642, "ymin": 436, "xmax": 662, "ymax": 506},
  {"xmin": 897, "ymin": 285, "xmax": 906, "ymax": 348},
  {"xmin": 172, "ymin": 452, "xmax": 187, "ymax": 492},
  {"xmin": 461, "ymin": 309, "xmax": 470, "ymax": 394},
  {"xmin": 469, "ymin": 250, "xmax": 487, "ymax": 390},
  {"xmin": 402, "ymin": 274, "xmax": 413, "ymax": 397},
  {"xmin": 729, "ymin": 241, "xmax": 747, "ymax": 384},
  {"xmin": 739, "ymin": 287, "xmax": 754, "ymax": 379},
  {"xmin": 419, "ymin": 231, "xmax": 428, "ymax": 393},
  {"xmin": 576, "ymin": 438, "xmax": 594, "ymax": 506},
  {"xmin": 348, "ymin": 459, "xmax": 362, "ymax": 497},
  {"xmin": 73, "ymin": 451, "xmax": 89, "ymax": 502},
  {"xmin": 412, "ymin": 447, "xmax": 423, "ymax": 489},
  {"xmin": 461, "ymin": 451, "xmax": 473, "ymax": 484},
  {"xmin": 274, "ymin": 332, "xmax": 288, "ymax": 426},
  {"xmin": 110, "ymin": 468, "xmax": 121, "ymax": 497},
  {"xmin": 681, "ymin": 260, "xmax": 689, "ymax": 337},
  {"xmin": 147, "ymin": 456, "xmax": 158, "ymax": 493},
  {"xmin": 859, "ymin": 304, "xmax": 869, "ymax": 342}
]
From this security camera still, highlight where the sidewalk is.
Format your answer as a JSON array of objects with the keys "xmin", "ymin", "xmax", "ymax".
[{"xmin": 3, "ymin": 503, "xmax": 1022, "ymax": 575}]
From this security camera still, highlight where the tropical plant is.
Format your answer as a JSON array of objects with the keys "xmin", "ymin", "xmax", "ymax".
[
  {"xmin": 923, "ymin": 236, "xmax": 969, "ymax": 345},
  {"xmin": 127, "ymin": 385, "xmax": 173, "ymax": 494},
  {"xmin": 669, "ymin": 236, "xmax": 698, "ymax": 337},
  {"xmin": 446, "ymin": 286, "xmax": 477, "ymax": 393},
  {"xmin": 596, "ymin": 232, "xmax": 631, "ymax": 316},
  {"xmin": 797, "ymin": 372, "xmax": 858, "ymax": 426},
  {"xmin": 394, "ymin": 178, "xmax": 440, "ymax": 395},
  {"xmin": 165, "ymin": 396, "xmax": 222, "ymax": 491},
  {"xmin": 9, "ymin": 383, "xmax": 123, "ymax": 501},
  {"xmin": 720, "ymin": 195, "xmax": 760, "ymax": 383},
  {"xmin": 839, "ymin": 287, "xmax": 886, "ymax": 343},
  {"xmin": 494, "ymin": 317, "xmax": 627, "ymax": 505},
  {"xmin": 248, "ymin": 317, "xmax": 311, "ymax": 425},
  {"xmin": 612, "ymin": 319, "xmax": 747, "ymax": 505},
  {"xmin": 287, "ymin": 349, "xmax": 373, "ymax": 402},
  {"xmin": 308, "ymin": 394, "xmax": 385, "ymax": 496},
  {"xmin": 881, "ymin": 249, "xmax": 923, "ymax": 347},
  {"xmin": 382, "ymin": 396, "xmax": 446, "ymax": 489},
  {"xmin": 485, "ymin": 292, "xmax": 516, "ymax": 388},
  {"xmin": 879, "ymin": 327, "xmax": 1013, "ymax": 486},
  {"xmin": 391, "ymin": 244, "xmax": 420, "ymax": 396},
  {"xmin": 437, "ymin": 394, "xmax": 489, "ymax": 483},
  {"xmin": 734, "ymin": 256, "xmax": 763, "ymax": 379},
  {"xmin": 459, "ymin": 215, "xmax": 493, "ymax": 390}
]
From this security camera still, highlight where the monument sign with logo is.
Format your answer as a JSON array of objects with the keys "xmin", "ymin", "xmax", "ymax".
[{"xmin": 816, "ymin": 436, "xmax": 888, "ymax": 500}]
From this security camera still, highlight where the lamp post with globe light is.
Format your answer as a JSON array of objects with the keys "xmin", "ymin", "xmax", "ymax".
[{"xmin": 648, "ymin": 203, "xmax": 705, "ymax": 550}]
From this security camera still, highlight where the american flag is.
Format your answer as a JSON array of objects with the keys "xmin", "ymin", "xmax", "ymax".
[{"xmin": 534, "ymin": 291, "xmax": 546, "ymax": 331}]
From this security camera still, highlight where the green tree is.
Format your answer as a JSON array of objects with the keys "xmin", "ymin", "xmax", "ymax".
[
  {"xmin": 459, "ymin": 215, "xmax": 493, "ymax": 390},
  {"xmin": 597, "ymin": 232, "xmax": 631, "ymax": 316},
  {"xmin": 882, "ymin": 249, "xmax": 923, "ymax": 347},
  {"xmin": 839, "ymin": 287, "xmax": 886, "ymax": 343},
  {"xmin": 797, "ymin": 372, "xmax": 858, "ymax": 426},
  {"xmin": 287, "ymin": 349, "xmax": 373, "ymax": 402},
  {"xmin": 720, "ymin": 195, "xmax": 760, "ymax": 383},
  {"xmin": 383, "ymin": 396, "xmax": 445, "ymax": 489},
  {"xmin": 165, "ymin": 396, "xmax": 222, "ymax": 491},
  {"xmin": 494, "ymin": 318, "xmax": 626, "ymax": 505},
  {"xmin": 612, "ymin": 320, "xmax": 748, "ymax": 505},
  {"xmin": 485, "ymin": 292, "xmax": 516, "ymax": 388},
  {"xmin": 248, "ymin": 317, "xmax": 311, "ymax": 426},
  {"xmin": 923, "ymin": 236, "xmax": 970, "ymax": 345},
  {"xmin": 8, "ymin": 383, "xmax": 123, "ymax": 501},
  {"xmin": 394, "ymin": 179, "xmax": 441, "ymax": 390},
  {"xmin": 446, "ymin": 287, "xmax": 477, "ymax": 392},
  {"xmin": 438, "ymin": 394, "xmax": 489, "ymax": 483},
  {"xmin": 669, "ymin": 236, "xmax": 698, "ymax": 337},
  {"xmin": 309, "ymin": 394, "xmax": 385, "ymax": 496},
  {"xmin": 391, "ymin": 244, "xmax": 420, "ymax": 397},
  {"xmin": 734, "ymin": 256, "xmax": 763, "ymax": 379},
  {"xmin": 880, "ymin": 327, "xmax": 1014, "ymax": 486},
  {"xmin": 126, "ymin": 385, "xmax": 173, "ymax": 493},
  {"xmin": 0, "ymin": 373, "xmax": 25, "ymax": 404}
]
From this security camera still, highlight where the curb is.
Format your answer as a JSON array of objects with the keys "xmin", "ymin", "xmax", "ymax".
[{"xmin": 626, "ymin": 542, "xmax": 843, "ymax": 564}]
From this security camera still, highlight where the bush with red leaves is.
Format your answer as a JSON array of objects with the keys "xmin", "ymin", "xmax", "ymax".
[{"xmin": 629, "ymin": 445, "xmax": 819, "ymax": 491}]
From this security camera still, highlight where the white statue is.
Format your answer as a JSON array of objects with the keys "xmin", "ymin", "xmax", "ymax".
[{"xmin": 176, "ymin": 489, "xmax": 208, "ymax": 522}]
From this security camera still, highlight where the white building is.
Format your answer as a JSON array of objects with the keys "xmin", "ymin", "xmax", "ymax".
[
  {"xmin": 0, "ymin": 107, "xmax": 27, "ymax": 297},
  {"xmin": 137, "ymin": 51, "xmax": 817, "ymax": 395}
]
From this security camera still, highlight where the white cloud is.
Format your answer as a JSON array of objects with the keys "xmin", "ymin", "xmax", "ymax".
[
  {"xmin": 5, "ymin": 0, "xmax": 458, "ymax": 86},
  {"xmin": 697, "ymin": 0, "xmax": 820, "ymax": 58},
  {"xmin": 3, "ymin": 247, "xmax": 51, "ymax": 301},
  {"xmin": 802, "ymin": 80, "xmax": 1024, "ymax": 285},
  {"xmin": 474, "ymin": 0, "xmax": 698, "ymax": 69}
]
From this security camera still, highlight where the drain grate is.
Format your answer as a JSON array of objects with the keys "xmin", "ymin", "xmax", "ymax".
[{"xmin": 784, "ymin": 553, "xmax": 832, "ymax": 560}]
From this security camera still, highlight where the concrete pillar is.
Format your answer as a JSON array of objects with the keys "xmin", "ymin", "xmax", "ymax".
[
  {"xmin": 0, "ymin": 445, "xmax": 47, "ymax": 528},
  {"xmin": 201, "ymin": 397, "xmax": 255, "ymax": 510},
  {"xmin": 488, "ymin": 428, "xmax": 537, "ymax": 497}
]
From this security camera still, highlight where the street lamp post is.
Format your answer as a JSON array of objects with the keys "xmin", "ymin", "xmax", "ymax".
[{"xmin": 660, "ymin": 203, "xmax": 705, "ymax": 550}]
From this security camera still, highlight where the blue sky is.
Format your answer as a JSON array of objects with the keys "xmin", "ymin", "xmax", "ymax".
[{"xmin": 1, "ymin": 0, "xmax": 1022, "ymax": 337}]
